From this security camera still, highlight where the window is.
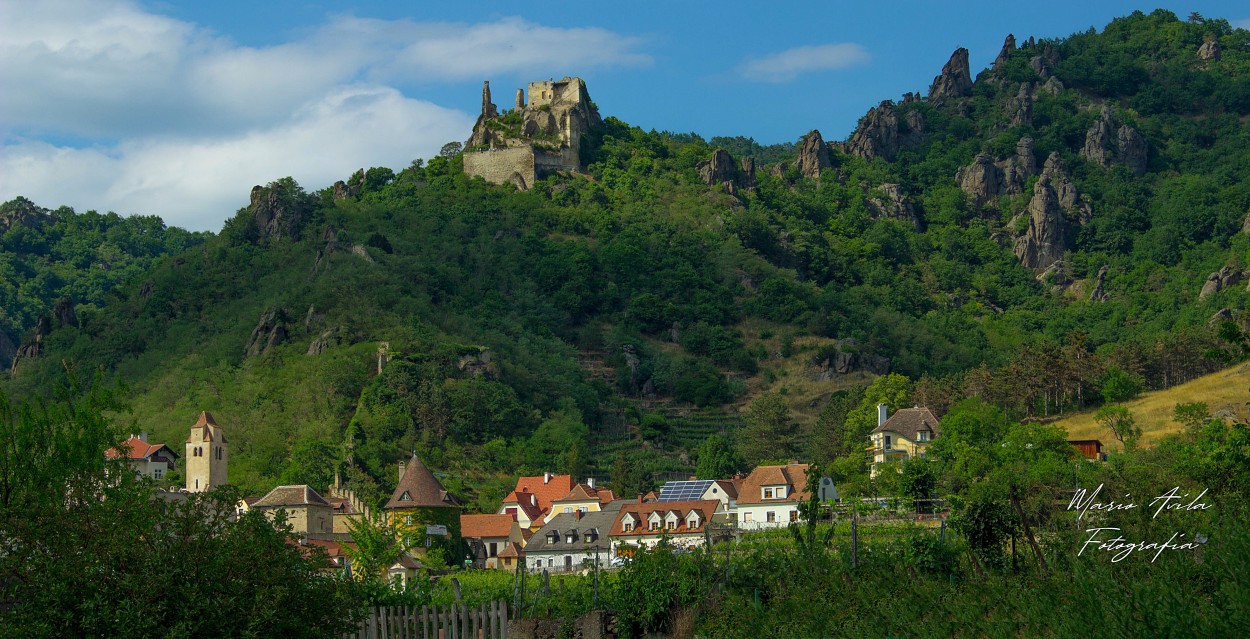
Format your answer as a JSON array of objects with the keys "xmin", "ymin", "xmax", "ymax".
[
  {"xmin": 404, "ymin": 515, "xmax": 413, "ymax": 525},
  {"xmin": 624, "ymin": 522, "xmax": 634, "ymax": 532},
  {"xmin": 649, "ymin": 522, "xmax": 659, "ymax": 531},
  {"xmin": 563, "ymin": 507, "xmax": 572, "ymax": 514},
  {"xmin": 918, "ymin": 431, "xmax": 930, "ymax": 442},
  {"xmin": 666, "ymin": 521, "xmax": 676, "ymax": 531},
  {"xmin": 743, "ymin": 512, "xmax": 752, "ymax": 522},
  {"xmin": 766, "ymin": 512, "xmax": 776, "ymax": 523},
  {"xmin": 216, "ymin": 447, "xmax": 222, "ymax": 460},
  {"xmin": 777, "ymin": 487, "xmax": 787, "ymax": 499},
  {"xmin": 489, "ymin": 542, "xmax": 498, "ymax": 557},
  {"xmin": 884, "ymin": 435, "xmax": 892, "ymax": 449},
  {"xmin": 789, "ymin": 510, "xmax": 799, "ymax": 523},
  {"xmin": 763, "ymin": 487, "xmax": 774, "ymax": 499},
  {"xmin": 578, "ymin": 506, "xmax": 588, "ymax": 514},
  {"xmin": 153, "ymin": 468, "xmax": 163, "ymax": 480}
]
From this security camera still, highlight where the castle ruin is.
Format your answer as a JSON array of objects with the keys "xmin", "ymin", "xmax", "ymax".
[{"xmin": 462, "ymin": 77, "xmax": 602, "ymax": 190}]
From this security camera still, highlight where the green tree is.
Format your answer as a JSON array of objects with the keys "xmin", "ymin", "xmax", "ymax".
[
  {"xmin": 694, "ymin": 433, "xmax": 745, "ymax": 479},
  {"xmin": 1099, "ymin": 366, "xmax": 1143, "ymax": 403},
  {"xmin": 737, "ymin": 392, "xmax": 801, "ymax": 466},
  {"xmin": 1095, "ymin": 405, "xmax": 1142, "ymax": 449}
]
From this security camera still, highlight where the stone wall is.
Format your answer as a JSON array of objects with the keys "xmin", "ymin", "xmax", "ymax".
[{"xmin": 463, "ymin": 147, "xmax": 537, "ymax": 189}]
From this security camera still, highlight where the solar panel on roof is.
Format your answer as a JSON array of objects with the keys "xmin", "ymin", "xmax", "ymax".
[{"xmin": 658, "ymin": 480, "xmax": 714, "ymax": 502}]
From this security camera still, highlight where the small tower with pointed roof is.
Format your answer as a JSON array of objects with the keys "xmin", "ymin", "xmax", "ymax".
[
  {"xmin": 185, "ymin": 411, "xmax": 228, "ymax": 492},
  {"xmin": 385, "ymin": 454, "xmax": 461, "ymax": 547}
]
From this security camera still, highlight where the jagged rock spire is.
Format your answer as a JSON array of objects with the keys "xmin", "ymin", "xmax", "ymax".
[
  {"xmin": 929, "ymin": 48, "xmax": 973, "ymax": 101},
  {"xmin": 994, "ymin": 34, "xmax": 1017, "ymax": 68}
]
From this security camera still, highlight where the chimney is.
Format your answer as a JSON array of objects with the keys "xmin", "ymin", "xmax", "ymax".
[
  {"xmin": 587, "ymin": 477, "xmax": 595, "ymax": 489},
  {"xmin": 530, "ymin": 494, "xmax": 537, "ymax": 507},
  {"xmin": 575, "ymin": 510, "xmax": 583, "ymax": 521},
  {"xmin": 544, "ymin": 472, "xmax": 553, "ymax": 484},
  {"xmin": 138, "ymin": 431, "xmax": 148, "ymax": 442},
  {"xmin": 638, "ymin": 495, "xmax": 644, "ymax": 504},
  {"xmin": 877, "ymin": 403, "xmax": 889, "ymax": 427},
  {"xmin": 397, "ymin": 460, "xmax": 407, "ymax": 484}
]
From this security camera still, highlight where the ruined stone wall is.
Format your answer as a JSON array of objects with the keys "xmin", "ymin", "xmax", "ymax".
[{"xmin": 462, "ymin": 146, "xmax": 537, "ymax": 189}]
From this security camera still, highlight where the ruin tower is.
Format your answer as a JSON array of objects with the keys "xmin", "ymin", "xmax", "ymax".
[
  {"xmin": 481, "ymin": 81, "xmax": 497, "ymax": 118},
  {"xmin": 185, "ymin": 411, "xmax": 228, "ymax": 492},
  {"xmin": 462, "ymin": 76, "xmax": 602, "ymax": 190}
]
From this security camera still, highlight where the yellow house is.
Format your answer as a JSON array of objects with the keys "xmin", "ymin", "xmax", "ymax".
[
  {"xmin": 384, "ymin": 455, "xmax": 461, "ymax": 553},
  {"xmin": 549, "ymin": 480, "xmax": 616, "ymax": 517},
  {"xmin": 868, "ymin": 405, "xmax": 941, "ymax": 477},
  {"xmin": 251, "ymin": 484, "xmax": 334, "ymax": 534}
]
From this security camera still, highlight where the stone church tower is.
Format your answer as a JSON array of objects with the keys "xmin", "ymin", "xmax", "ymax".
[{"xmin": 185, "ymin": 411, "xmax": 228, "ymax": 492}]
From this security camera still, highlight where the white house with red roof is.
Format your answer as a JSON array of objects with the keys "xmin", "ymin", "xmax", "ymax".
[
  {"xmin": 733, "ymin": 463, "xmax": 811, "ymax": 530},
  {"xmin": 609, "ymin": 499, "xmax": 721, "ymax": 555},
  {"xmin": 461, "ymin": 513, "xmax": 525, "ymax": 569},
  {"xmin": 106, "ymin": 432, "xmax": 178, "ymax": 481}
]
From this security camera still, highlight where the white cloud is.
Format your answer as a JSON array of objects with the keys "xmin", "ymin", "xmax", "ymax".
[
  {"xmin": 0, "ymin": 1, "xmax": 649, "ymax": 230},
  {"xmin": 1, "ymin": 87, "xmax": 474, "ymax": 231},
  {"xmin": 738, "ymin": 43, "xmax": 870, "ymax": 83}
]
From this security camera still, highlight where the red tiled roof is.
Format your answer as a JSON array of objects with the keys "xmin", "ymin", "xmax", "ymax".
[
  {"xmin": 502, "ymin": 474, "xmax": 575, "ymax": 519},
  {"xmin": 106, "ymin": 435, "xmax": 176, "ymax": 461},
  {"xmin": 735, "ymin": 463, "xmax": 811, "ymax": 506},
  {"xmin": 461, "ymin": 514, "xmax": 517, "ymax": 539},
  {"xmin": 500, "ymin": 491, "xmax": 544, "ymax": 522},
  {"xmin": 609, "ymin": 500, "xmax": 719, "ymax": 538},
  {"xmin": 713, "ymin": 480, "xmax": 738, "ymax": 499},
  {"xmin": 185, "ymin": 411, "xmax": 227, "ymax": 443},
  {"xmin": 555, "ymin": 484, "xmax": 617, "ymax": 506},
  {"xmin": 324, "ymin": 497, "xmax": 360, "ymax": 515},
  {"xmin": 385, "ymin": 455, "xmax": 460, "ymax": 509},
  {"xmin": 497, "ymin": 542, "xmax": 524, "ymax": 559}
]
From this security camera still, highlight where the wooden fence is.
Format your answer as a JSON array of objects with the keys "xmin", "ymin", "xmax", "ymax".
[{"xmin": 345, "ymin": 601, "xmax": 509, "ymax": 639}]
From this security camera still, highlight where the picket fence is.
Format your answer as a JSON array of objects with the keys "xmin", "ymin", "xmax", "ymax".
[{"xmin": 345, "ymin": 601, "xmax": 509, "ymax": 639}]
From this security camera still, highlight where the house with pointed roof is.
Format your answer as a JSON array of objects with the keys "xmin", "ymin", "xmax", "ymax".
[
  {"xmin": 550, "ymin": 478, "xmax": 616, "ymax": 517},
  {"xmin": 252, "ymin": 484, "xmax": 335, "ymax": 534},
  {"xmin": 657, "ymin": 479, "xmax": 737, "ymax": 513},
  {"xmin": 185, "ymin": 411, "xmax": 227, "ymax": 492},
  {"xmin": 734, "ymin": 463, "xmax": 810, "ymax": 530},
  {"xmin": 526, "ymin": 500, "xmax": 625, "ymax": 573},
  {"xmin": 461, "ymin": 513, "xmax": 525, "ymax": 569},
  {"xmin": 385, "ymin": 455, "xmax": 462, "ymax": 551},
  {"xmin": 498, "ymin": 472, "xmax": 575, "ymax": 531},
  {"xmin": 868, "ymin": 405, "xmax": 941, "ymax": 477},
  {"xmin": 610, "ymin": 499, "xmax": 721, "ymax": 556},
  {"xmin": 106, "ymin": 432, "xmax": 178, "ymax": 481}
]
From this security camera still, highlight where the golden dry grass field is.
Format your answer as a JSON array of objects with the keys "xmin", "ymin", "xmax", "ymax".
[{"xmin": 1054, "ymin": 362, "xmax": 1250, "ymax": 450}]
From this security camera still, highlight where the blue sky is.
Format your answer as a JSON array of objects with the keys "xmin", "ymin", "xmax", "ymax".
[{"xmin": 2, "ymin": 0, "xmax": 1248, "ymax": 231}]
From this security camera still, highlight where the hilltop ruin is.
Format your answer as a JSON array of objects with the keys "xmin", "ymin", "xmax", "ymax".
[{"xmin": 462, "ymin": 77, "xmax": 602, "ymax": 190}]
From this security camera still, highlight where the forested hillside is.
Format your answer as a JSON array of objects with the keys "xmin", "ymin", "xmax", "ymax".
[{"xmin": 3, "ymin": 10, "xmax": 1248, "ymax": 508}]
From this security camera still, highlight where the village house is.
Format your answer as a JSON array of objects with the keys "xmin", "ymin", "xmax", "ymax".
[
  {"xmin": 461, "ymin": 513, "xmax": 526, "ymax": 569},
  {"xmin": 656, "ymin": 479, "xmax": 737, "ymax": 514},
  {"xmin": 550, "ymin": 478, "xmax": 616, "ymax": 516},
  {"xmin": 498, "ymin": 472, "xmax": 575, "ymax": 531},
  {"xmin": 497, "ymin": 542, "xmax": 525, "ymax": 571},
  {"xmin": 524, "ymin": 500, "xmax": 626, "ymax": 573},
  {"xmin": 609, "ymin": 499, "xmax": 721, "ymax": 556},
  {"xmin": 250, "ymin": 484, "xmax": 335, "ymax": 535},
  {"xmin": 106, "ymin": 432, "xmax": 178, "ymax": 481},
  {"xmin": 385, "ymin": 455, "xmax": 461, "ymax": 549},
  {"xmin": 734, "ymin": 463, "xmax": 810, "ymax": 530},
  {"xmin": 868, "ymin": 405, "xmax": 942, "ymax": 477}
]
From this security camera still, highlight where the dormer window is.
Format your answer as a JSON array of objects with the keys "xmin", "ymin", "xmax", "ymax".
[
  {"xmin": 666, "ymin": 521, "xmax": 677, "ymax": 531},
  {"xmin": 687, "ymin": 513, "xmax": 701, "ymax": 529},
  {"xmin": 624, "ymin": 522, "xmax": 634, "ymax": 532},
  {"xmin": 763, "ymin": 487, "xmax": 773, "ymax": 499},
  {"xmin": 565, "ymin": 531, "xmax": 578, "ymax": 543},
  {"xmin": 547, "ymin": 531, "xmax": 559, "ymax": 544},
  {"xmin": 918, "ymin": 431, "xmax": 931, "ymax": 442},
  {"xmin": 399, "ymin": 491, "xmax": 411, "ymax": 502}
]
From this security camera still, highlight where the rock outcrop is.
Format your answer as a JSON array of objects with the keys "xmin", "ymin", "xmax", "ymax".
[
  {"xmin": 867, "ymin": 183, "xmax": 919, "ymax": 228},
  {"xmin": 332, "ymin": 169, "xmax": 364, "ymax": 201},
  {"xmin": 847, "ymin": 100, "xmax": 921, "ymax": 161},
  {"xmin": 9, "ymin": 316, "xmax": 51, "ymax": 374},
  {"xmin": 0, "ymin": 196, "xmax": 49, "ymax": 232},
  {"xmin": 1014, "ymin": 151, "xmax": 1088, "ymax": 273},
  {"xmin": 1089, "ymin": 265, "xmax": 1111, "ymax": 301},
  {"xmin": 929, "ymin": 48, "xmax": 973, "ymax": 101},
  {"xmin": 52, "ymin": 297, "xmax": 77, "ymax": 328},
  {"xmin": 698, "ymin": 149, "xmax": 737, "ymax": 186},
  {"xmin": 1081, "ymin": 106, "xmax": 1148, "ymax": 176},
  {"xmin": 1197, "ymin": 38, "xmax": 1221, "ymax": 61},
  {"xmin": 795, "ymin": 130, "xmax": 832, "ymax": 180},
  {"xmin": 307, "ymin": 329, "xmax": 335, "ymax": 356},
  {"xmin": 245, "ymin": 308, "xmax": 288, "ymax": 357},
  {"xmin": 249, "ymin": 180, "xmax": 310, "ymax": 242},
  {"xmin": 993, "ymin": 34, "xmax": 1017, "ymax": 69},
  {"xmin": 957, "ymin": 152, "xmax": 1002, "ymax": 207},
  {"xmin": 955, "ymin": 136, "xmax": 1037, "ymax": 207},
  {"xmin": 1199, "ymin": 266, "xmax": 1244, "ymax": 301},
  {"xmin": 1006, "ymin": 83, "xmax": 1033, "ymax": 127},
  {"xmin": 0, "ymin": 330, "xmax": 14, "ymax": 372},
  {"xmin": 1243, "ymin": 210, "xmax": 1250, "ymax": 234}
]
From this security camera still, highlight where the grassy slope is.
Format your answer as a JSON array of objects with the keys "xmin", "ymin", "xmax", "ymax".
[{"xmin": 1054, "ymin": 361, "xmax": 1250, "ymax": 449}]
